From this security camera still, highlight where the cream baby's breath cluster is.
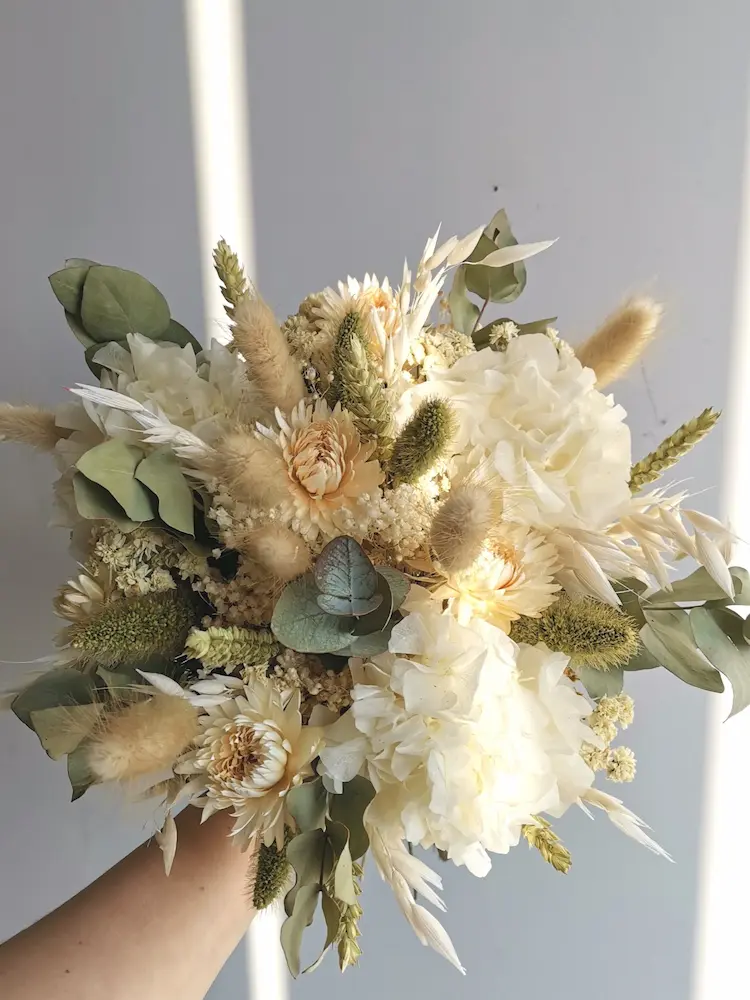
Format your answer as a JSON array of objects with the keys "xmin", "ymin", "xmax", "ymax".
[{"xmin": 1, "ymin": 213, "xmax": 742, "ymax": 978}]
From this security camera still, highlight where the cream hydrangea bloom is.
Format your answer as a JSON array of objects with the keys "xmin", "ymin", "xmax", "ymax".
[
  {"xmin": 399, "ymin": 334, "xmax": 632, "ymax": 531},
  {"xmin": 319, "ymin": 602, "xmax": 596, "ymax": 876},
  {"xmin": 258, "ymin": 398, "xmax": 383, "ymax": 541},
  {"xmin": 83, "ymin": 333, "xmax": 255, "ymax": 444},
  {"xmin": 176, "ymin": 684, "xmax": 322, "ymax": 848},
  {"xmin": 433, "ymin": 523, "xmax": 561, "ymax": 631}
]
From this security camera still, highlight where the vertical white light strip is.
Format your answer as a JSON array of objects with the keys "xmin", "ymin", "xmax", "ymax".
[
  {"xmin": 692, "ymin": 78, "xmax": 750, "ymax": 1000},
  {"xmin": 184, "ymin": 0, "xmax": 255, "ymax": 345},
  {"xmin": 183, "ymin": 4, "xmax": 287, "ymax": 1000}
]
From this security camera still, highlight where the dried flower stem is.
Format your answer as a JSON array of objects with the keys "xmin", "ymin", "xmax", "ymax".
[
  {"xmin": 213, "ymin": 239, "xmax": 249, "ymax": 319},
  {"xmin": 629, "ymin": 407, "xmax": 720, "ymax": 492}
]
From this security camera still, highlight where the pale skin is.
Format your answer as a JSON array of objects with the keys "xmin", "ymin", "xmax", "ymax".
[{"xmin": 0, "ymin": 808, "xmax": 255, "ymax": 1000}]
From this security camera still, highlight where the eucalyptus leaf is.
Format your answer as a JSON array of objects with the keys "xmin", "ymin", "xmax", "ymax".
[
  {"xmin": 329, "ymin": 776, "xmax": 376, "ymax": 860},
  {"xmin": 327, "ymin": 822, "xmax": 356, "ymax": 906},
  {"xmin": 49, "ymin": 264, "xmax": 91, "ymax": 314},
  {"xmin": 280, "ymin": 884, "xmax": 320, "ymax": 979},
  {"xmin": 316, "ymin": 591, "xmax": 383, "ymax": 618},
  {"xmin": 641, "ymin": 612, "xmax": 724, "ymax": 692},
  {"xmin": 306, "ymin": 891, "xmax": 341, "ymax": 972},
  {"xmin": 135, "ymin": 448, "xmax": 195, "ymax": 535},
  {"xmin": 157, "ymin": 319, "xmax": 202, "ymax": 352},
  {"xmin": 463, "ymin": 209, "xmax": 527, "ymax": 304},
  {"xmin": 577, "ymin": 665, "xmax": 624, "ymax": 700},
  {"xmin": 615, "ymin": 579, "xmax": 649, "ymax": 627},
  {"xmin": 622, "ymin": 646, "xmax": 661, "ymax": 671},
  {"xmin": 65, "ymin": 311, "xmax": 97, "ymax": 348},
  {"xmin": 77, "ymin": 439, "xmax": 155, "ymax": 522},
  {"xmin": 12, "ymin": 669, "xmax": 98, "ymax": 730},
  {"xmin": 447, "ymin": 266, "xmax": 480, "ymax": 336},
  {"xmin": 68, "ymin": 744, "xmax": 96, "ymax": 801},
  {"xmin": 287, "ymin": 777, "xmax": 328, "ymax": 833},
  {"xmin": 352, "ymin": 574, "xmax": 394, "ymax": 636},
  {"xmin": 376, "ymin": 566, "xmax": 409, "ymax": 610},
  {"xmin": 286, "ymin": 829, "xmax": 334, "ymax": 887},
  {"xmin": 646, "ymin": 566, "xmax": 734, "ymax": 608},
  {"xmin": 690, "ymin": 607, "xmax": 750, "ymax": 717},
  {"xmin": 730, "ymin": 567, "xmax": 750, "ymax": 605},
  {"xmin": 314, "ymin": 536, "xmax": 378, "ymax": 601},
  {"xmin": 271, "ymin": 574, "xmax": 354, "ymax": 653},
  {"xmin": 29, "ymin": 704, "xmax": 102, "ymax": 760},
  {"xmin": 337, "ymin": 623, "xmax": 395, "ymax": 657},
  {"xmin": 80, "ymin": 265, "xmax": 170, "ymax": 342},
  {"xmin": 72, "ymin": 473, "xmax": 141, "ymax": 531}
]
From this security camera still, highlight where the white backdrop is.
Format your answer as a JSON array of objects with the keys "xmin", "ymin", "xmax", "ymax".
[{"xmin": 2, "ymin": 2, "xmax": 750, "ymax": 998}]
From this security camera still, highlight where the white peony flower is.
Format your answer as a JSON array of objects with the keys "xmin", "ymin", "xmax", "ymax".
[
  {"xmin": 319, "ymin": 604, "xmax": 596, "ymax": 877},
  {"xmin": 175, "ymin": 684, "xmax": 322, "ymax": 848},
  {"xmin": 399, "ymin": 334, "xmax": 632, "ymax": 532}
]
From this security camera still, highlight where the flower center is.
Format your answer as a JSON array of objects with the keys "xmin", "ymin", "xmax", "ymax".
[
  {"xmin": 290, "ymin": 423, "xmax": 346, "ymax": 498},
  {"xmin": 209, "ymin": 722, "xmax": 288, "ymax": 789}
]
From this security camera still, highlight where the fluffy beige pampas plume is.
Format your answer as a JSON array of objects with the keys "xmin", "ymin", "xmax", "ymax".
[
  {"xmin": 209, "ymin": 428, "xmax": 289, "ymax": 508},
  {"xmin": 575, "ymin": 297, "xmax": 662, "ymax": 388},
  {"xmin": 232, "ymin": 295, "xmax": 306, "ymax": 413},
  {"xmin": 86, "ymin": 694, "xmax": 199, "ymax": 783},
  {"xmin": 430, "ymin": 482, "xmax": 500, "ymax": 574},
  {"xmin": 0, "ymin": 403, "xmax": 63, "ymax": 451},
  {"xmin": 236, "ymin": 524, "xmax": 311, "ymax": 581}
]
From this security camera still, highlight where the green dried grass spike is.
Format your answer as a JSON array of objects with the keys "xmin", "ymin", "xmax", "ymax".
[
  {"xmin": 331, "ymin": 311, "xmax": 394, "ymax": 454},
  {"xmin": 249, "ymin": 834, "xmax": 292, "ymax": 910},
  {"xmin": 510, "ymin": 596, "xmax": 640, "ymax": 671},
  {"xmin": 389, "ymin": 397, "xmax": 455, "ymax": 485},
  {"xmin": 629, "ymin": 407, "xmax": 720, "ymax": 492},
  {"xmin": 184, "ymin": 626, "xmax": 279, "ymax": 669},
  {"xmin": 213, "ymin": 239, "xmax": 250, "ymax": 319},
  {"xmin": 62, "ymin": 590, "xmax": 197, "ymax": 667},
  {"xmin": 522, "ymin": 818, "xmax": 571, "ymax": 874}
]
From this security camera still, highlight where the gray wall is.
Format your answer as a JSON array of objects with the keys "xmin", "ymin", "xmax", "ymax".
[{"xmin": 1, "ymin": 2, "xmax": 749, "ymax": 998}]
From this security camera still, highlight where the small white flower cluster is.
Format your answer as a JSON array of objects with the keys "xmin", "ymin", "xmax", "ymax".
[{"xmin": 89, "ymin": 525, "xmax": 208, "ymax": 597}]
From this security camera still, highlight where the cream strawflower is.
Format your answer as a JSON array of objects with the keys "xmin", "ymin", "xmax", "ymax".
[
  {"xmin": 433, "ymin": 523, "xmax": 561, "ymax": 631},
  {"xmin": 400, "ymin": 334, "xmax": 632, "ymax": 531},
  {"xmin": 319, "ymin": 604, "xmax": 596, "ymax": 877},
  {"xmin": 257, "ymin": 398, "xmax": 383, "ymax": 540},
  {"xmin": 175, "ymin": 685, "xmax": 322, "ymax": 848},
  {"xmin": 313, "ymin": 274, "xmax": 402, "ymax": 371}
]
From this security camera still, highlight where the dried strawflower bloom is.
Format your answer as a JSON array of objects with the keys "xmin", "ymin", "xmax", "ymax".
[{"xmin": 258, "ymin": 398, "xmax": 383, "ymax": 539}]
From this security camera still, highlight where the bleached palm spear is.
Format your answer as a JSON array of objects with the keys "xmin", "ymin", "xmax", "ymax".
[{"xmin": 69, "ymin": 385, "xmax": 212, "ymax": 461}]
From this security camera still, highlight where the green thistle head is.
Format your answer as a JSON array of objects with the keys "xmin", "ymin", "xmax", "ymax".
[
  {"xmin": 62, "ymin": 589, "xmax": 198, "ymax": 667},
  {"xmin": 389, "ymin": 397, "xmax": 455, "ymax": 485},
  {"xmin": 249, "ymin": 835, "xmax": 292, "ymax": 910},
  {"xmin": 510, "ymin": 596, "xmax": 640, "ymax": 671}
]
